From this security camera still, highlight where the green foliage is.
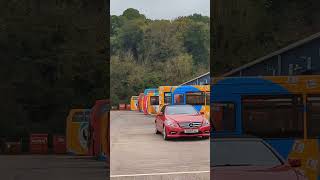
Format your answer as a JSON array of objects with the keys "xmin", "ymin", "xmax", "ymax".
[
  {"xmin": 0, "ymin": 0, "xmax": 107, "ymax": 137},
  {"xmin": 213, "ymin": 0, "xmax": 320, "ymax": 75},
  {"xmin": 111, "ymin": 10, "xmax": 210, "ymax": 105},
  {"xmin": 118, "ymin": 20, "xmax": 145, "ymax": 60},
  {"xmin": 122, "ymin": 8, "xmax": 146, "ymax": 20}
]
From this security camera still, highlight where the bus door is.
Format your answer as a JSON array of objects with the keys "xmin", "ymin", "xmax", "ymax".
[
  {"xmin": 149, "ymin": 95, "xmax": 159, "ymax": 114},
  {"xmin": 164, "ymin": 92, "xmax": 172, "ymax": 105}
]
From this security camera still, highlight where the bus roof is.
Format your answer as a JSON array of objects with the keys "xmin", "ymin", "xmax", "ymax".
[{"xmin": 211, "ymin": 75, "xmax": 320, "ymax": 104}]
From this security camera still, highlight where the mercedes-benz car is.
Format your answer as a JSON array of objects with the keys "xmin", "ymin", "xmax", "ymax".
[
  {"xmin": 211, "ymin": 137, "xmax": 307, "ymax": 180},
  {"xmin": 155, "ymin": 104, "xmax": 210, "ymax": 140}
]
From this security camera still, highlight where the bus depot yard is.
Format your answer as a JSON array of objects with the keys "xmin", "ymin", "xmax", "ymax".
[
  {"xmin": 110, "ymin": 85, "xmax": 210, "ymax": 179},
  {"xmin": 110, "ymin": 110, "xmax": 209, "ymax": 180}
]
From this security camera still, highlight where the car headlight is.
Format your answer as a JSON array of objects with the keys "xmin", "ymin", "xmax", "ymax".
[
  {"xmin": 202, "ymin": 119, "xmax": 210, "ymax": 126},
  {"xmin": 164, "ymin": 120, "xmax": 178, "ymax": 127}
]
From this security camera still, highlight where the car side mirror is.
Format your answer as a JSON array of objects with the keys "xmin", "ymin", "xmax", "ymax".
[{"xmin": 288, "ymin": 159, "xmax": 301, "ymax": 167}]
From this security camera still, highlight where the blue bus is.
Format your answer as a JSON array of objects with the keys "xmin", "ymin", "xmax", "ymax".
[{"xmin": 211, "ymin": 75, "xmax": 320, "ymax": 180}]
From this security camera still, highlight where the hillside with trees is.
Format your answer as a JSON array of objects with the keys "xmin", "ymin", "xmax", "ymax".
[
  {"xmin": 212, "ymin": 0, "xmax": 320, "ymax": 75},
  {"xmin": 0, "ymin": 0, "xmax": 107, "ymax": 138},
  {"xmin": 110, "ymin": 8, "xmax": 210, "ymax": 105}
]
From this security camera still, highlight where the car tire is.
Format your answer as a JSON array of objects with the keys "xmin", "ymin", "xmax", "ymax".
[{"xmin": 163, "ymin": 126, "xmax": 168, "ymax": 141}]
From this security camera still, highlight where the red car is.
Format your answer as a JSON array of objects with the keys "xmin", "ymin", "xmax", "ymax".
[
  {"xmin": 155, "ymin": 105, "xmax": 210, "ymax": 140},
  {"xmin": 211, "ymin": 137, "xmax": 307, "ymax": 180}
]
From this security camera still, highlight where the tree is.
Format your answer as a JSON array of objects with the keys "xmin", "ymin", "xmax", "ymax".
[
  {"xmin": 143, "ymin": 20, "xmax": 183, "ymax": 62},
  {"xmin": 182, "ymin": 21, "xmax": 210, "ymax": 66},
  {"xmin": 118, "ymin": 19, "xmax": 145, "ymax": 60},
  {"xmin": 122, "ymin": 8, "xmax": 146, "ymax": 20},
  {"xmin": 110, "ymin": 8, "xmax": 210, "ymax": 104}
]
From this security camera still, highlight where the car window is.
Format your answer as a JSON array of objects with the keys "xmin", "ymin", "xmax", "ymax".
[
  {"xmin": 211, "ymin": 140, "xmax": 282, "ymax": 167},
  {"xmin": 165, "ymin": 105, "xmax": 198, "ymax": 115}
]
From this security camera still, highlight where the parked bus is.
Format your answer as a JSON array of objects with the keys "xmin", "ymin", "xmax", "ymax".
[
  {"xmin": 88, "ymin": 100, "xmax": 109, "ymax": 160},
  {"xmin": 66, "ymin": 109, "xmax": 90, "ymax": 155},
  {"xmin": 138, "ymin": 93, "xmax": 144, "ymax": 112},
  {"xmin": 211, "ymin": 75, "xmax": 320, "ymax": 180},
  {"xmin": 158, "ymin": 85, "xmax": 210, "ymax": 119},
  {"xmin": 130, "ymin": 96, "xmax": 139, "ymax": 111},
  {"xmin": 143, "ymin": 88, "xmax": 159, "ymax": 115}
]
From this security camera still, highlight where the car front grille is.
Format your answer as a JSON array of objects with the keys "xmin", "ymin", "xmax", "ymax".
[{"xmin": 178, "ymin": 122, "xmax": 202, "ymax": 128}]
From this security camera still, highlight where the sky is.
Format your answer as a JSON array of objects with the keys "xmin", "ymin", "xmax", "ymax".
[{"xmin": 110, "ymin": 0, "xmax": 210, "ymax": 20}]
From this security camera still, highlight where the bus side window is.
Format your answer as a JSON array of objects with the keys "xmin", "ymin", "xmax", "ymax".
[
  {"xmin": 174, "ymin": 94, "xmax": 184, "ymax": 104},
  {"xmin": 211, "ymin": 103, "xmax": 236, "ymax": 132},
  {"xmin": 242, "ymin": 95, "xmax": 303, "ymax": 138},
  {"xmin": 186, "ymin": 92, "xmax": 205, "ymax": 105}
]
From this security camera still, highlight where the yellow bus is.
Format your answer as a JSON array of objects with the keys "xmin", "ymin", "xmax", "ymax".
[
  {"xmin": 130, "ymin": 96, "xmax": 139, "ymax": 111},
  {"xmin": 66, "ymin": 109, "xmax": 90, "ymax": 155}
]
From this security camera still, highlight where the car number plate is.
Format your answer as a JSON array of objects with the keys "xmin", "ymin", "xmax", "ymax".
[{"xmin": 184, "ymin": 129, "xmax": 198, "ymax": 134}]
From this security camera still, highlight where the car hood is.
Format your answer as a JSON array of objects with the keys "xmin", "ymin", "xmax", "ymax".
[
  {"xmin": 211, "ymin": 165, "xmax": 299, "ymax": 180},
  {"xmin": 166, "ymin": 114, "xmax": 204, "ymax": 123}
]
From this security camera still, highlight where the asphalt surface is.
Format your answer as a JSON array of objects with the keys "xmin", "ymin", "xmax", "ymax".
[
  {"xmin": 110, "ymin": 111, "xmax": 210, "ymax": 180},
  {"xmin": 0, "ymin": 155, "xmax": 107, "ymax": 180}
]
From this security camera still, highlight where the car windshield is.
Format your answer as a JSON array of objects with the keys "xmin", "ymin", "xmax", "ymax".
[
  {"xmin": 211, "ymin": 140, "xmax": 282, "ymax": 167},
  {"xmin": 166, "ymin": 105, "xmax": 198, "ymax": 115}
]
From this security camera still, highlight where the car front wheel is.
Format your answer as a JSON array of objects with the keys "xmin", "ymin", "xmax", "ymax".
[{"xmin": 163, "ymin": 126, "xmax": 168, "ymax": 140}]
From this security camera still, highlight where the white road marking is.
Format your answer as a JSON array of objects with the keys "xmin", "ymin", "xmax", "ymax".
[{"xmin": 110, "ymin": 170, "xmax": 210, "ymax": 177}]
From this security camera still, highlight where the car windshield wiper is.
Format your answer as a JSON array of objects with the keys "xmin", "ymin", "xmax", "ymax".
[{"xmin": 212, "ymin": 164, "xmax": 252, "ymax": 167}]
